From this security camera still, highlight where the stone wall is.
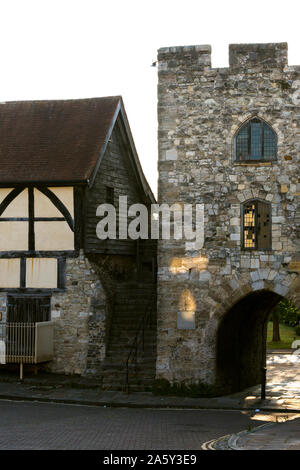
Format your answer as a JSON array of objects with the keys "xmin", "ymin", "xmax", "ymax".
[
  {"xmin": 157, "ymin": 43, "xmax": 300, "ymax": 391},
  {"xmin": 50, "ymin": 250, "xmax": 107, "ymax": 376},
  {"xmin": 0, "ymin": 294, "xmax": 6, "ymax": 323},
  {"xmin": 49, "ymin": 251, "xmax": 139, "ymax": 377}
]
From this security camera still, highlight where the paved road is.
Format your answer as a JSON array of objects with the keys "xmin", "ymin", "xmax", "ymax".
[{"xmin": 0, "ymin": 400, "xmax": 267, "ymax": 450}]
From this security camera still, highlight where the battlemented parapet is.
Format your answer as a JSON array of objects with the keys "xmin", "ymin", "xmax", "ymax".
[
  {"xmin": 156, "ymin": 43, "xmax": 300, "ymax": 393},
  {"xmin": 229, "ymin": 43, "xmax": 288, "ymax": 69}
]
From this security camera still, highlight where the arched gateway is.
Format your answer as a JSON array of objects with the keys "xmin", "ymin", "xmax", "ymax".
[
  {"xmin": 156, "ymin": 42, "xmax": 300, "ymax": 395},
  {"xmin": 215, "ymin": 276, "xmax": 300, "ymax": 394}
]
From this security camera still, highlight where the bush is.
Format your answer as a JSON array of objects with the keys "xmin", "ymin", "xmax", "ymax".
[
  {"xmin": 295, "ymin": 326, "xmax": 300, "ymax": 336},
  {"xmin": 272, "ymin": 299, "xmax": 300, "ymax": 327}
]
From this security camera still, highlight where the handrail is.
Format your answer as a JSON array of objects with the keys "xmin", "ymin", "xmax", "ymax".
[{"xmin": 125, "ymin": 291, "xmax": 156, "ymax": 393}]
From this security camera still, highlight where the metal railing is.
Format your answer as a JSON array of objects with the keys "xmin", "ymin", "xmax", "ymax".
[
  {"xmin": 0, "ymin": 321, "xmax": 54, "ymax": 379},
  {"xmin": 125, "ymin": 292, "xmax": 156, "ymax": 393}
]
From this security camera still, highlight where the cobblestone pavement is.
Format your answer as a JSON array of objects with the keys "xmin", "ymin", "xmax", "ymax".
[
  {"xmin": 236, "ymin": 352, "xmax": 300, "ymax": 409},
  {"xmin": 201, "ymin": 353, "xmax": 300, "ymax": 450},
  {"xmin": 0, "ymin": 401, "xmax": 265, "ymax": 450},
  {"xmin": 265, "ymin": 353, "xmax": 300, "ymax": 400}
]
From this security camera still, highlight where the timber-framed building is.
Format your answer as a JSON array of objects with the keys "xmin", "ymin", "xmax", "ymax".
[{"xmin": 0, "ymin": 96, "xmax": 157, "ymax": 388}]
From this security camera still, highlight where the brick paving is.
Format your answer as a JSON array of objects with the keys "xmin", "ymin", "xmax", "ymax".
[
  {"xmin": 0, "ymin": 401, "xmax": 260, "ymax": 450},
  {"xmin": 0, "ymin": 352, "xmax": 299, "ymax": 450}
]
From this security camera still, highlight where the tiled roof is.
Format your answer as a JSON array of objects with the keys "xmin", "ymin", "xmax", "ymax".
[{"xmin": 0, "ymin": 96, "xmax": 121, "ymax": 184}]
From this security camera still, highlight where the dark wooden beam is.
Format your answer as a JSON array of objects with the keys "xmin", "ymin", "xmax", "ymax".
[
  {"xmin": 0, "ymin": 187, "xmax": 25, "ymax": 217},
  {"xmin": 28, "ymin": 187, "xmax": 35, "ymax": 251},
  {"xmin": 0, "ymin": 250, "xmax": 79, "ymax": 258},
  {"xmin": 36, "ymin": 186, "xmax": 74, "ymax": 231}
]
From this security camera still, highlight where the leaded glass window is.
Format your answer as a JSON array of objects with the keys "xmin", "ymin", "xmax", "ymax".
[
  {"xmin": 242, "ymin": 200, "xmax": 271, "ymax": 250},
  {"xmin": 235, "ymin": 118, "xmax": 277, "ymax": 162}
]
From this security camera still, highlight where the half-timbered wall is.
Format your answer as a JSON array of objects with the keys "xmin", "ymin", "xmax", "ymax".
[
  {"xmin": 0, "ymin": 186, "xmax": 75, "ymax": 290},
  {"xmin": 0, "ymin": 109, "xmax": 156, "ymax": 379}
]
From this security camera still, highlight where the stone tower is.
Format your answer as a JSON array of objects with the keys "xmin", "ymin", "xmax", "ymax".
[{"xmin": 157, "ymin": 43, "xmax": 300, "ymax": 394}]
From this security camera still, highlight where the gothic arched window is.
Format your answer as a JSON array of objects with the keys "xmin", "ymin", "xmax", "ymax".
[
  {"xmin": 242, "ymin": 200, "xmax": 271, "ymax": 250},
  {"xmin": 235, "ymin": 118, "xmax": 277, "ymax": 162}
]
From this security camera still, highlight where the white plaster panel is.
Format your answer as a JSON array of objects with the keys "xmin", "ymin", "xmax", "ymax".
[
  {"xmin": 0, "ymin": 259, "xmax": 20, "ymax": 288},
  {"xmin": 0, "ymin": 221, "xmax": 28, "ymax": 251},
  {"xmin": 0, "ymin": 188, "xmax": 13, "ymax": 205},
  {"xmin": 34, "ymin": 189, "xmax": 62, "ymax": 218},
  {"xmin": 26, "ymin": 258, "xmax": 57, "ymax": 288},
  {"xmin": 1, "ymin": 189, "xmax": 28, "ymax": 217},
  {"xmin": 34, "ymin": 221, "xmax": 74, "ymax": 250},
  {"xmin": 49, "ymin": 187, "xmax": 74, "ymax": 217}
]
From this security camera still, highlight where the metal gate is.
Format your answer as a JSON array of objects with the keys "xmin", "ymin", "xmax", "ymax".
[{"xmin": 1, "ymin": 296, "xmax": 53, "ymax": 379}]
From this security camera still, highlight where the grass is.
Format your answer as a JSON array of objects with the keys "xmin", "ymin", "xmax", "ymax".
[{"xmin": 267, "ymin": 321, "xmax": 300, "ymax": 350}]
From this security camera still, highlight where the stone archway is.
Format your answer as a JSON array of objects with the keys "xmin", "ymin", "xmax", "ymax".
[
  {"xmin": 212, "ymin": 269, "xmax": 300, "ymax": 394},
  {"xmin": 202, "ymin": 267, "xmax": 300, "ymax": 395},
  {"xmin": 216, "ymin": 289, "xmax": 282, "ymax": 394}
]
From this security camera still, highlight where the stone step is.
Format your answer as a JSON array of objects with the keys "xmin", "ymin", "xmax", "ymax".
[
  {"xmin": 107, "ymin": 326, "xmax": 156, "ymax": 333},
  {"xmin": 102, "ymin": 374, "xmax": 156, "ymax": 391},
  {"xmin": 106, "ymin": 342, "xmax": 156, "ymax": 350},
  {"xmin": 101, "ymin": 383, "xmax": 154, "ymax": 392},
  {"xmin": 106, "ymin": 341, "xmax": 156, "ymax": 348},
  {"xmin": 107, "ymin": 326, "xmax": 156, "ymax": 334},
  {"xmin": 102, "ymin": 370, "xmax": 155, "ymax": 379},
  {"xmin": 114, "ymin": 290, "xmax": 155, "ymax": 296},
  {"xmin": 101, "ymin": 280, "xmax": 157, "ymax": 391},
  {"xmin": 103, "ymin": 367, "xmax": 156, "ymax": 375},
  {"xmin": 107, "ymin": 325, "xmax": 156, "ymax": 333},
  {"xmin": 106, "ymin": 342, "xmax": 156, "ymax": 351},
  {"xmin": 102, "ymin": 373, "xmax": 155, "ymax": 384},
  {"xmin": 103, "ymin": 358, "xmax": 156, "ymax": 368},
  {"xmin": 102, "ymin": 379, "xmax": 155, "ymax": 388},
  {"xmin": 103, "ymin": 357, "xmax": 156, "ymax": 367},
  {"xmin": 114, "ymin": 300, "xmax": 155, "ymax": 307},
  {"xmin": 115, "ymin": 281, "xmax": 156, "ymax": 287},
  {"xmin": 103, "ymin": 371, "xmax": 156, "ymax": 380},
  {"xmin": 105, "ymin": 354, "xmax": 156, "ymax": 363}
]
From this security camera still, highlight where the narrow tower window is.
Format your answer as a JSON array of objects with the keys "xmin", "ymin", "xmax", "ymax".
[{"xmin": 242, "ymin": 200, "xmax": 271, "ymax": 250}]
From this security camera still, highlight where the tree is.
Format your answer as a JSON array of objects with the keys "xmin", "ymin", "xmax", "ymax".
[
  {"xmin": 270, "ymin": 300, "xmax": 300, "ymax": 342},
  {"xmin": 277, "ymin": 299, "xmax": 300, "ymax": 326},
  {"xmin": 271, "ymin": 308, "xmax": 281, "ymax": 342}
]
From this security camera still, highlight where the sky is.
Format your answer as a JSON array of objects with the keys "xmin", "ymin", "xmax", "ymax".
[{"xmin": 0, "ymin": 0, "xmax": 299, "ymax": 196}]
